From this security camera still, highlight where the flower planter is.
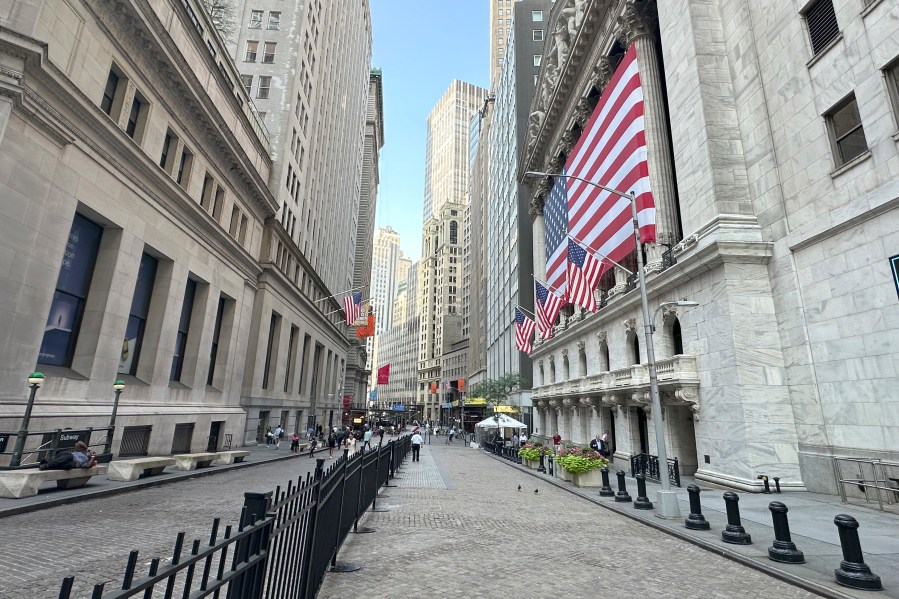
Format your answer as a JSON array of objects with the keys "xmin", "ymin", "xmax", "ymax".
[
  {"xmin": 556, "ymin": 466, "xmax": 573, "ymax": 482},
  {"xmin": 573, "ymin": 468, "xmax": 603, "ymax": 488},
  {"xmin": 523, "ymin": 458, "xmax": 538, "ymax": 469}
]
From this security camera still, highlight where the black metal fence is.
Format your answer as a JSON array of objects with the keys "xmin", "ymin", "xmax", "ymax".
[
  {"xmin": 57, "ymin": 435, "xmax": 411, "ymax": 599},
  {"xmin": 630, "ymin": 453, "xmax": 681, "ymax": 487},
  {"xmin": 0, "ymin": 426, "xmax": 114, "ymax": 468}
]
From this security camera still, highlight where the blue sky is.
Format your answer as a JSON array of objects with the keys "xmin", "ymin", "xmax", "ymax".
[{"xmin": 370, "ymin": 0, "xmax": 489, "ymax": 261}]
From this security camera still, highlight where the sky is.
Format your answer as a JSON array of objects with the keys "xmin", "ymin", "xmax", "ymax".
[{"xmin": 370, "ymin": 0, "xmax": 490, "ymax": 261}]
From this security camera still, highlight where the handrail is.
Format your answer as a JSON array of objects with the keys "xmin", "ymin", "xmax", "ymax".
[{"xmin": 832, "ymin": 456, "xmax": 899, "ymax": 512}]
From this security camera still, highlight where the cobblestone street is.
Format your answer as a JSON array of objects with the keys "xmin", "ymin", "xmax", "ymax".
[
  {"xmin": 0, "ymin": 448, "xmax": 333, "ymax": 598},
  {"xmin": 318, "ymin": 441, "xmax": 821, "ymax": 599}
]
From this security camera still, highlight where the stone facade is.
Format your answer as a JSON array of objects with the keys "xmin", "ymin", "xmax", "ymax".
[{"xmin": 522, "ymin": 0, "xmax": 899, "ymax": 494}]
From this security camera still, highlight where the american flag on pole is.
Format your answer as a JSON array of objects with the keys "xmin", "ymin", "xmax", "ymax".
[
  {"xmin": 514, "ymin": 307, "xmax": 536, "ymax": 353},
  {"xmin": 343, "ymin": 292, "xmax": 362, "ymax": 326},
  {"xmin": 564, "ymin": 44, "xmax": 655, "ymax": 274},
  {"xmin": 544, "ymin": 174, "xmax": 570, "ymax": 297},
  {"xmin": 534, "ymin": 280, "xmax": 564, "ymax": 339},
  {"xmin": 566, "ymin": 239, "xmax": 603, "ymax": 312}
]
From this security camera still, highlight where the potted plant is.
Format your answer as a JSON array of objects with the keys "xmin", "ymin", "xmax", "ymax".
[
  {"xmin": 554, "ymin": 447, "xmax": 578, "ymax": 481},
  {"xmin": 557, "ymin": 448, "xmax": 610, "ymax": 487},
  {"xmin": 517, "ymin": 442, "xmax": 549, "ymax": 468}
]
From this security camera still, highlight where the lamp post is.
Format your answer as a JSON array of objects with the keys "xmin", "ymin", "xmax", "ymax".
[
  {"xmin": 10, "ymin": 372, "xmax": 45, "ymax": 468},
  {"xmin": 104, "ymin": 379, "xmax": 126, "ymax": 456},
  {"xmin": 525, "ymin": 170, "xmax": 699, "ymax": 518}
]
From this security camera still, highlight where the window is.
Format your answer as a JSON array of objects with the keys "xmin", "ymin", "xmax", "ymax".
[
  {"xmin": 39, "ymin": 214, "xmax": 103, "ymax": 367},
  {"xmin": 245, "ymin": 40, "xmax": 258, "ymax": 62},
  {"xmin": 176, "ymin": 147, "xmax": 193, "ymax": 188},
  {"xmin": 885, "ymin": 58, "xmax": 899, "ymax": 125},
  {"xmin": 267, "ymin": 11, "xmax": 280, "ymax": 29},
  {"xmin": 803, "ymin": 0, "xmax": 839, "ymax": 56},
  {"xmin": 170, "ymin": 278, "xmax": 197, "ymax": 381},
  {"xmin": 263, "ymin": 42, "xmax": 276, "ymax": 63},
  {"xmin": 262, "ymin": 312, "xmax": 280, "ymax": 389},
  {"xmin": 826, "ymin": 94, "xmax": 867, "ymax": 166},
  {"xmin": 119, "ymin": 252, "xmax": 158, "ymax": 375},
  {"xmin": 101, "ymin": 69, "xmax": 121, "ymax": 115},
  {"xmin": 249, "ymin": 10, "xmax": 262, "ymax": 28},
  {"xmin": 257, "ymin": 76, "xmax": 271, "ymax": 99},
  {"xmin": 497, "ymin": 27, "xmax": 503, "ymax": 37},
  {"xmin": 533, "ymin": 54, "xmax": 542, "ymax": 67},
  {"xmin": 240, "ymin": 74, "xmax": 253, "ymax": 95},
  {"xmin": 533, "ymin": 29, "xmax": 544, "ymax": 41},
  {"xmin": 159, "ymin": 129, "xmax": 175, "ymax": 169},
  {"xmin": 207, "ymin": 296, "xmax": 227, "ymax": 386},
  {"xmin": 450, "ymin": 221, "xmax": 458, "ymax": 244},
  {"xmin": 201, "ymin": 172, "xmax": 214, "ymax": 210},
  {"xmin": 125, "ymin": 94, "xmax": 146, "ymax": 141},
  {"xmin": 229, "ymin": 205, "xmax": 241, "ymax": 237}
]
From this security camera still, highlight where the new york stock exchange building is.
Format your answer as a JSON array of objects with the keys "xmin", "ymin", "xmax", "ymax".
[{"xmin": 522, "ymin": 0, "xmax": 899, "ymax": 495}]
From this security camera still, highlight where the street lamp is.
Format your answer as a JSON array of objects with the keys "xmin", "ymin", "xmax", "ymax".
[
  {"xmin": 525, "ymin": 170, "xmax": 698, "ymax": 518},
  {"xmin": 10, "ymin": 372, "xmax": 45, "ymax": 467},
  {"xmin": 102, "ymin": 379, "xmax": 126, "ymax": 456}
]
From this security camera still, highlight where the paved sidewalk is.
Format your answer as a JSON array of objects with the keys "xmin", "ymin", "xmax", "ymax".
[
  {"xmin": 493, "ymin": 453, "xmax": 899, "ymax": 599},
  {"xmin": 317, "ymin": 442, "xmax": 825, "ymax": 599},
  {"xmin": 0, "ymin": 441, "xmax": 341, "ymax": 517}
]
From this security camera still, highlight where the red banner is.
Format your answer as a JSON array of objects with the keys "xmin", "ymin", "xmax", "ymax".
[
  {"xmin": 458, "ymin": 379, "xmax": 465, "ymax": 391},
  {"xmin": 430, "ymin": 382, "xmax": 437, "ymax": 395},
  {"xmin": 356, "ymin": 314, "xmax": 375, "ymax": 338},
  {"xmin": 377, "ymin": 363, "xmax": 390, "ymax": 385}
]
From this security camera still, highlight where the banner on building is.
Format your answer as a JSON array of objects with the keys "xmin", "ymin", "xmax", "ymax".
[{"xmin": 377, "ymin": 363, "xmax": 390, "ymax": 385}]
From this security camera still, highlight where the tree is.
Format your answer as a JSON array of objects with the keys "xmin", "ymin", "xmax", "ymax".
[
  {"xmin": 203, "ymin": 0, "xmax": 237, "ymax": 44},
  {"xmin": 471, "ymin": 372, "xmax": 529, "ymax": 411}
]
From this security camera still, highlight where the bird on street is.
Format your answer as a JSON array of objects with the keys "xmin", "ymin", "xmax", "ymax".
[
  {"xmin": 517, "ymin": 484, "xmax": 521, "ymax": 491},
  {"xmin": 534, "ymin": 489, "xmax": 539, "ymax": 494}
]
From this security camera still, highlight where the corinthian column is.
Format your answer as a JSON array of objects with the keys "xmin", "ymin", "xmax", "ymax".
[
  {"xmin": 530, "ymin": 178, "xmax": 550, "ymax": 281},
  {"xmin": 618, "ymin": 0, "xmax": 679, "ymax": 271}
]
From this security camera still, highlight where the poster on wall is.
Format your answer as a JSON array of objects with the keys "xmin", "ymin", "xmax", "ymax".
[{"xmin": 892, "ymin": 254, "xmax": 899, "ymax": 300}]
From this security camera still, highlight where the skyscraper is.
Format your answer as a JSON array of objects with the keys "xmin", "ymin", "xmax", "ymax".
[
  {"xmin": 422, "ymin": 81, "xmax": 488, "ymax": 224},
  {"xmin": 367, "ymin": 226, "xmax": 402, "ymax": 373}
]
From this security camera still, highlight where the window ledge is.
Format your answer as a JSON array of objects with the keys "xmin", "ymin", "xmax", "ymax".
[
  {"xmin": 33, "ymin": 364, "xmax": 89, "ymax": 381},
  {"xmin": 861, "ymin": 0, "xmax": 885, "ymax": 18},
  {"xmin": 892, "ymin": 130, "xmax": 899, "ymax": 142},
  {"xmin": 806, "ymin": 33, "xmax": 843, "ymax": 69},
  {"xmin": 830, "ymin": 149, "xmax": 872, "ymax": 178}
]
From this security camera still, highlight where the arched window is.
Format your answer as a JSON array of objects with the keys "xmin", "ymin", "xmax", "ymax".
[
  {"xmin": 539, "ymin": 363, "xmax": 545, "ymax": 386},
  {"xmin": 550, "ymin": 359, "xmax": 556, "ymax": 383},
  {"xmin": 579, "ymin": 347, "xmax": 587, "ymax": 376},
  {"xmin": 450, "ymin": 221, "xmax": 458, "ymax": 244},
  {"xmin": 562, "ymin": 353, "xmax": 569, "ymax": 380},
  {"xmin": 627, "ymin": 332, "xmax": 640, "ymax": 365},
  {"xmin": 599, "ymin": 341, "xmax": 610, "ymax": 372},
  {"xmin": 672, "ymin": 318, "xmax": 683, "ymax": 355}
]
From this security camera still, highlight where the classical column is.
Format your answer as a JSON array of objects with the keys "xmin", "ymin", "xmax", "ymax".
[
  {"xmin": 530, "ymin": 178, "xmax": 550, "ymax": 281},
  {"xmin": 618, "ymin": 0, "xmax": 679, "ymax": 271}
]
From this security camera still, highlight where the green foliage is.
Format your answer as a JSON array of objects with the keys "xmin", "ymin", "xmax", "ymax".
[
  {"xmin": 556, "ymin": 447, "xmax": 610, "ymax": 473},
  {"xmin": 471, "ymin": 372, "xmax": 529, "ymax": 410},
  {"xmin": 517, "ymin": 445, "xmax": 543, "ymax": 461}
]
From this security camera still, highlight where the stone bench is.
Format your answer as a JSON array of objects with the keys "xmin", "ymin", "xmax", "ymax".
[
  {"xmin": 106, "ymin": 457, "xmax": 176, "ymax": 481},
  {"xmin": 172, "ymin": 452, "xmax": 217, "ymax": 471},
  {"xmin": 214, "ymin": 450, "xmax": 250, "ymax": 465},
  {"xmin": 0, "ymin": 466, "xmax": 107, "ymax": 499}
]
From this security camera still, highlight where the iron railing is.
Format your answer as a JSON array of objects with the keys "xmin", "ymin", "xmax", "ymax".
[
  {"xmin": 833, "ymin": 456, "xmax": 899, "ymax": 512},
  {"xmin": 0, "ymin": 427, "xmax": 114, "ymax": 468},
  {"xmin": 630, "ymin": 453, "xmax": 681, "ymax": 487},
  {"xmin": 57, "ymin": 435, "xmax": 411, "ymax": 598}
]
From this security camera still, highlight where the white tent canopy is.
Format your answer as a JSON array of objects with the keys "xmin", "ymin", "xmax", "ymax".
[{"xmin": 475, "ymin": 414, "xmax": 527, "ymax": 429}]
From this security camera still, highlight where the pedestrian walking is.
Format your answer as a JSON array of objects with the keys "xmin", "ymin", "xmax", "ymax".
[
  {"xmin": 411, "ymin": 430, "xmax": 423, "ymax": 461},
  {"xmin": 308, "ymin": 436, "xmax": 318, "ymax": 458},
  {"xmin": 600, "ymin": 431, "xmax": 611, "ymax": 457},
  {"xmin": 306, "ymin": 425, "xmax": 315, "ymax": 441},
  {"xmin": 274, "ymin": 424, "xmax": 284, "ymax": 449},
  {"xmin": 265, "ymin": 427, "xmax": 274, "ymax": 447},
  {"xmin": 328, "ymin": 430, "xmax": 337, "ymax": 458},
  {"xmin": 552, "ymin": 431, "xmax": 562, "ymax": 453},
  {"xmin": 520, "ymin": 431, "xmax": 528, "ymax": 445},
  {"xmin": 290, "ymin": 432, "xmax": 300, "ymax": 453},
  {"xmin": 512, "ymin": 432, "xmax": 520, "ymax": 449},
  {"xmin": 363, "ymin": 428, "xmax": 373, "ymax": 450}
]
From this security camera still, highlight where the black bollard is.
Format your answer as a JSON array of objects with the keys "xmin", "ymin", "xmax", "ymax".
[
  {"xmin": 548, "ymin": 454, "xmax": 554, "ymax": 477},
  {"xmin": 634, "ymin": 473, "xmax": 653, "ymax": 510},
  {"xmin": 684, "ymin": 484, "xmax": 710, "ymax": 530},
  {"xmin": 599, "ymin": 467, "xmax": 615, "ymax": 497},
  {"xmin": 833, "ymin": 514, "xmax": 882, "ymax": 590},
  {"xmin": 538, "ymin": 452, "xmax": 546, "ymax": 474},
  {"xmin": 614, "ymin": 470, "xmax": 632, "ymax": 503},
  {"xmin": 757, "ymin": 474, "xmax": 771, "ymax": 494},
  {"xmin": 721, "ymin": 492, "xmax": 752, "ymax": 544},
  {"xmin": 772, "ymin": 477, "xmax": 782, "ymax": 494},
  {"xmin": 767, "ymin": 502, "xmax": 804, "ymax": 563}
]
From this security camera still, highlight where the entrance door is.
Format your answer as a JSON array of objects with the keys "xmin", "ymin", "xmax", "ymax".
[
  {"xmin": 256, "ymin": 410, "xmax": 270, "ymax": 443},
  {"xmin": 207, "ymin": 421, "xmax": 223, "ymax": 452},
  {"xmin": 608, "ymin": 409, "xmax": 616, "ymax": 455},
  {"xmin": 636, "ymin": 408, "xmax": 649, "ymax": 454}
]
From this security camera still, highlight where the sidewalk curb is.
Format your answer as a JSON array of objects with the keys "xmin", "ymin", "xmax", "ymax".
[
  {"xmin": 489, "ymin": 454, "xmax": 858, "ymax": 599},
  {"xmin": 0, "ymin": 448, "xmax": 333, "ymax": 520}
]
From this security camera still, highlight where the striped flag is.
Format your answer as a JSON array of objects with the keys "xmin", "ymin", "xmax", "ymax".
[
  {"xmin": 564, "ymin": 44, "xmax": 655, "ymax": 275},
  {"xmin": 544, "ymin": 175, "xmax": 570, "ymax": 297},
  {"xmin": 515, "ymin": 307, "xmax": 536, "ymax": 353},
  {"xmin": 343, "ymin": 292, "xmax": 362, "ymax": 326},
  {"xmin": 566, "ymin": 239, "xmax": 603, "ymax": 312},
  {"xmin": 534, "ymin": 280, "xmax": 564, "ymax": 339}
]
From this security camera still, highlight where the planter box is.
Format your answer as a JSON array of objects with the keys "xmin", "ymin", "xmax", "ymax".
[
  {"xmin": 556, "ymin": 466, "xmax": 573, "ymax": 482},
  {"xmin": 573, "ymin": 468, "xmax": 603, "ymax": 488}
]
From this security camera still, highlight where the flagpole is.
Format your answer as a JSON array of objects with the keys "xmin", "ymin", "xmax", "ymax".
[
  {"xmin": 315, "ymin": 285, "xmax": 363, "ymax": 303},
  {"xmin": 567, "ymin": 234, "xmax": 634, "ymax": 275},
  {"xmin": 324, "ymin": 298, "xmax": 370, "ymax": 318},
  {"xmin": 530, "ymin": 273, "xmax": 565, "ymax": 298},
  {"xmin": 515, "ymin": 305, "xmax": 537, "ymax": 319}
]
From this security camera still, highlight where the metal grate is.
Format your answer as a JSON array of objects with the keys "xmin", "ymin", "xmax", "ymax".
[
  {"xmin": 805, "ymin": 0, "xmax": 839, "ymax": 55},
  {"xmin": 171, "ymin": 422, "xmax": 195, "ymax": 454},
  {"xmin": 119, "ymin": 425, "xmax": 152, "ymax": 457}
]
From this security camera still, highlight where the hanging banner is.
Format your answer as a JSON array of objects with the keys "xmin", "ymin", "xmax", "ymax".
[{"xmin": 377, "ymin": 363, "xmax": 390, "ymax": 385}]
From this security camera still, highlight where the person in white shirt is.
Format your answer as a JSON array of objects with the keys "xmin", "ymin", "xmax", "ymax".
[{"xmin": 411, "ymin": 431, "xmax": 423, "ymax": 461}]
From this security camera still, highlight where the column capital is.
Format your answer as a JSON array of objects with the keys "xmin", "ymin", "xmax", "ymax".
[
  {"xmin": 617, "ymin": 0, "xmax": 658, "ymax": 47},
  {"xmin": 591, "ymin": 57, "xmax": 614, "ymax": 94}
]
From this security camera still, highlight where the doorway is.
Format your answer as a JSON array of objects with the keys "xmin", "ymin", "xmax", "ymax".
[
  {"xmin": 256, "ymin": 410, "xmax": 270, "ymax": 444},
  {"xmin": 207, "ymin": 421, "xmax": 223, "ymax": 452},
  {"xmin": 636, "ymin": 408, "xmax": 649, "ymax": 454}
]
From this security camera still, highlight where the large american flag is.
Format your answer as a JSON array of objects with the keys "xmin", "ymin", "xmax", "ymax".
[
  {"xmin": 544, "ymin": 174, "xmax": 569, "ymax": 297},
  {"xmin": 534, "ymin": 280, "xmax": 564, "ymax": 339},
  {"xmin": 566, "ymin": 239, "xmax": 603, "ymax": 312},
  {"xmin": 564, "ymin": 44, "xmax": 655, "ymax": 274},
  {"xmin": 343, "ymin": 291, "xmax": 362, "ymax": 326},
  {"xmin": 514, "ymin": 307, "xmax": 536, "ymax": 354}
]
